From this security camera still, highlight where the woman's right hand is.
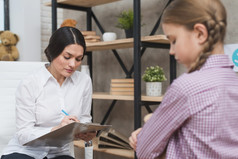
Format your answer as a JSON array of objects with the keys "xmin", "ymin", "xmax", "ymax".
[{"xmin": 51, "ymin": 116, "xmax": 80, "ymax": 131}]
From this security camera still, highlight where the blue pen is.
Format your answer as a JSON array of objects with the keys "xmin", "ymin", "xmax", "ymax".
[{"xmin": 61, "ymin": 109, "xmax": 69, "ymax": 116}]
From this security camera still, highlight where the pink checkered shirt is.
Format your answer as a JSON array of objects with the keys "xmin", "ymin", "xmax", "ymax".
[{"xmin": 137, "ymin": 54, "xmax": 238, "ymax": 159}]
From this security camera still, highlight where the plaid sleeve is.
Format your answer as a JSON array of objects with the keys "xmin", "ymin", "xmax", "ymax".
[{"xmin": 136, "ymin": 82, "xmax": 190, "ymax": 159}]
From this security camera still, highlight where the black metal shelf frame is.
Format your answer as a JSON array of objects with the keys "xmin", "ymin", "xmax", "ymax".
[{"xmin": 3, "ymin": 0, "xmax": 10, "ymax": 30}]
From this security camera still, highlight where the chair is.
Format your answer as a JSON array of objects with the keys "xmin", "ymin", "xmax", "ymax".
[{"xmin": 0, "ymin": 61, "xmax": 46, "ymax": 156}]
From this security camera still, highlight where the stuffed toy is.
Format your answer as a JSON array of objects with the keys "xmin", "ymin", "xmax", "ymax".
[
  {"xmin": 0, "ymin": 31, "xmax": 19, "ymax": 61},
  {"xmin": 60, "ymin": 19, "xmax": 77, "ymax": 28}
]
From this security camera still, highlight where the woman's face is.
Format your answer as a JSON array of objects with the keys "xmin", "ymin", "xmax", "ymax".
[{"xmin": 50, "ymin": 44, "xmax": 84, "ymax": 79}]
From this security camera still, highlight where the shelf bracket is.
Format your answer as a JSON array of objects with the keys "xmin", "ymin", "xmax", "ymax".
[
  {"xmin": 100, "ymin": 100, "xmax": 117, "ymax": 125},
  {"xmin": 92, "ymin": 11, "xmax": 105, "ymax": 34},
  {"xmin": 92, "ymin": 12, "xmax": 131, "ymax": 78},
  {"xmin": 144, "ymin": 104, "xmax": 153, "ymax": 113}
]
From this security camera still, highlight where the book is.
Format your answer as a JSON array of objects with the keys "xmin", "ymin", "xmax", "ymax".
[
  {"xmin": 110, "ymin": 87, "xmax": 134, "ymax": 92},
  {"xmin": 110, "ymin": 91, "xmax": 134, "ymax": 96},
  {"xmin": 110, "ymin": 79, "xmax": 134, "ymax": 96},
  {"xmin": 111, "ymin": 79, "xmax": 134, "ymax": 83},
  {"xmin": 98, "ymin": 141, "xmax": 128, "ymax": 149},
  {"xmin": 84, "ymin": 35, "xmax": 101, "ymax": 40},
  {"xmin": 81, "ymin": 31, "xmax": 96, "ymax": 36},
  {"xmin": 99, "ymin": 131, "xmax": 131, "ymax": 149},
  {"xmin": 110, "ymin": 83, "xmax": 134, "ymax": 88},
  {"xmin": 98, "ymin": 128, "xmax": 132, "ymax": 150},
  {"xmin": 24, "ymin": 122, "xmax": 111, "ymax": 147}
]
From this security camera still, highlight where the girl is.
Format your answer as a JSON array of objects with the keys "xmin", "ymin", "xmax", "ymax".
[{"xmin": 129, "ymin": 0, "xmax": 238, "ymax": 158}]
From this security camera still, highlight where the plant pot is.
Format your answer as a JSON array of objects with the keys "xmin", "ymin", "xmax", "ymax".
[
  {"xmin": 124, "ymin": 28, "xmax": 133, "ymax": 38},
  {"xmin": 146, "ymin": 82, "xmax": 162, "ymax": 96}
]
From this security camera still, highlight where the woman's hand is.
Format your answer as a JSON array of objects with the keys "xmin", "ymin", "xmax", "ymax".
[
  {"xmin": 129, "ymin": 128, "xmax": 142, "ymax": 151},
  {"xmin": 51, "ymin": 115, "xmax": 80, "ymax": 132},
  {"xmin": 74, "ymin": 131, "xmax": 97, "ymax": 142}
]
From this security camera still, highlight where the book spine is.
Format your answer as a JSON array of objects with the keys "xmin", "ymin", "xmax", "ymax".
[
  {"xmin": 110, "ymin": 91, "xmax": 134, "ymax": 95},
  {"xmin": 110, "ymin": 83, "xmax": 134, "ymax": 88},
  {"xmin": 111, "ymin": 79, "xmax": 134, "ymax": 83},
  {"xmin": 110, "ymin": 87, "xmax": 134, "ymax": 92}
]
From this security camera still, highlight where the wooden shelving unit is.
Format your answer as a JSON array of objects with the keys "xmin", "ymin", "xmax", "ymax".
[
  {"xmin": 74, "ymin": 138, "xmax": 134, "ymax": 158},
  {"xmin": 93, "ymin": 92, "xmax": 163, "ymax": 102},
  {"xmin": 47, "ymin": 0, "xmax": 174, "ymax": 158},
  {"xmin": 86, "ymin": 35, "xmax": 169, "ymax": 51},
  {"xmin": 45, "ymin": 0, "xmax": 120, "ymax": 7}
]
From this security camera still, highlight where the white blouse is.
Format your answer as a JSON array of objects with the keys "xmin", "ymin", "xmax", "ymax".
[{"xmin": 2, "ymin": 64, "xmax": 92, "ymax": 159}]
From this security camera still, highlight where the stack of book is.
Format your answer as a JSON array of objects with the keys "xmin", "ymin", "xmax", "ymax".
[
  {"xmin": 81, "ymin": 31, "xmax": 101, "ymax": 43},
  {"xmin": 98, "ymin": 128, "xmax": 132, "ymax": 150},
  {"xmin": 110, "ymin": 79, "xmax": 134, "ymax": 96}
]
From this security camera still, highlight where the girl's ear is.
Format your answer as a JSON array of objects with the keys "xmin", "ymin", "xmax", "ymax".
[{"xmin": 193, "ymin": 23, "xmax": 208, "ymax": 44}]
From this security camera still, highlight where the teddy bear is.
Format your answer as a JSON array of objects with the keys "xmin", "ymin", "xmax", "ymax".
[
  {"xmin": 60, "ymin": 19, "xmax": 77, "ymax": 28},
  {"xmin": 0, "ymin": 30, "xmax": 19, "ymax": 61}
]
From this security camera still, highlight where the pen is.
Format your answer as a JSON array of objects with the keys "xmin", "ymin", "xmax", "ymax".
[{"xmin": 61, "ymin": 109, "xmax": 69, "ymax": 116}]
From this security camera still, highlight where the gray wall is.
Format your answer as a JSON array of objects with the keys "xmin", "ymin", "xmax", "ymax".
[{"xmin": 61, "ymin": 0, "xmax": 238, "ymax": 158}]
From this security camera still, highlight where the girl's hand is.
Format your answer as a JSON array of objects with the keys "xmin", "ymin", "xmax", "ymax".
[
  {"xmin": 129, "ymin": 128, "xmax": 142, "ymax": 151},
  {"xmin": 74, "ymin": 131, "xmax": 97, "ymax": 142},
  {"xmin": 51, "ymin": 116, "xmax": 80, "ymax": 131},
  {"xmin": 128, "ymin": 114, "xmax": 153, "ymax": 151},
  {"xmin": 144, "ymin": 113, "xmax": 153, "ymax": 122}
]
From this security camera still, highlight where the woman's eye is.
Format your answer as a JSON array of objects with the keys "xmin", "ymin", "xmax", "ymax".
[
  {"xmin": 64, "ymin": 56, "xmax": 70, "ymax": 60},
  {"xmin": 76, "ymin": 58, "xmax": 82, "ymax": 62},
  {"xmin": 172, "ymin": 40, "xmax": 176, "ymax": 44}
]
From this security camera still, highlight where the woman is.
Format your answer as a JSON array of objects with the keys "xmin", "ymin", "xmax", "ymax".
[{"xmin": 1, "ymin": 27, "xmax": 96, "ymax": 159}]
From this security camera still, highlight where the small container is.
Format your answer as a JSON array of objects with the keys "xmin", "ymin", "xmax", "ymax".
[
  {"xmin": 81, "ymin": 65, "xmax": 90, "ymax": 76},
  {"xmin": 85, "ymin": 140, "xmax": 93, "ymax": 159},
  {"xmin": 102, "ymin": 32, "xmax": 117, "ymax": 41}
]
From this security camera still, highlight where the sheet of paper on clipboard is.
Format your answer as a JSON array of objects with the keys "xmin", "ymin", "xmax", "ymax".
[{"xmin": 23, "ymin": 122, "xmax": 111, "ymax": 147}]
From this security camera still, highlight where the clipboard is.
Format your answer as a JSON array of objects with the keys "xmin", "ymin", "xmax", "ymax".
[{"xmin": 24, "ymin": 122, "xmax": 111, "ymax": 147}]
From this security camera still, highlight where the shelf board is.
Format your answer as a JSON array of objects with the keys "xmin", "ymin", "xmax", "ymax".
[
  {"xmin": 86, "ymin": 35, "xmax": 169, "ymax": 51},
  {"xmin": 93, "ymin": 92, "xmax": 163, "ymax": 102},
  {"xmin": 74, "ymin": 137, "xmax": 134, "ymax": 158},
  {"xmin": 45, "ymin": 0, "xmax": 120, "ymax": 7}
]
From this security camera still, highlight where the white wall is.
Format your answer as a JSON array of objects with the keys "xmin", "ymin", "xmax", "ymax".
[
  {"xmin": 41, "ymin": 0, "xmax": 64, "ymax": 61},
  {"xmin": 10, "ymin": 0, "xmax": 41, "ymax": 61}
]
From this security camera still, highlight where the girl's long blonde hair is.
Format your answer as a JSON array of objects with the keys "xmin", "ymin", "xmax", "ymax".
[{"xmin": 162, "ymin": 0, "xmax": 227, "ymax": 73}]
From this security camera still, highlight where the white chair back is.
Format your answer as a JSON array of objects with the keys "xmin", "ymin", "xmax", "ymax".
[{"xmin": 0, "ymin": 61, "xmax": 46, "ymax": 156}]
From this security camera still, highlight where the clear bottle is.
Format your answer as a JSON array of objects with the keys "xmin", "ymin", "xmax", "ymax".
[{"xmin": 85, "ymin": 140, "xmax": 93, "ymax": 159}]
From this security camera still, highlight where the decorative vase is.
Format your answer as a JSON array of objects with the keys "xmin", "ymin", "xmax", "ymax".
[
  {"xmin": 124, "ymin": 28, "xmax": 133, "ymax": 38},
  {"xmin": 146, "ymin": 82, "xmax": 162, "ymax": 96},
  {"xmin": 102, "ymin": 32, "xmax": 117, "ymax": 41}
]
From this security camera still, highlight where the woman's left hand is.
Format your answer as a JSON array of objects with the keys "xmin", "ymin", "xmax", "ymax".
[{"xmin": 74, "ymin": 131, "xmax": 97, "ymax": 142}]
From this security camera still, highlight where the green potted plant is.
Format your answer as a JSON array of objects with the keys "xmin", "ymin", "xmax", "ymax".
[
  {"xmin": 116, "ymin": 9, "xmax": 134, "ymax": 38},
  {"xmin": 116, "ymin": 9, "xmax": 145, "ymax": 38},
  {"xmin": 142, "ymin": 66, "xmax": 167, "ymax": 96}
]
